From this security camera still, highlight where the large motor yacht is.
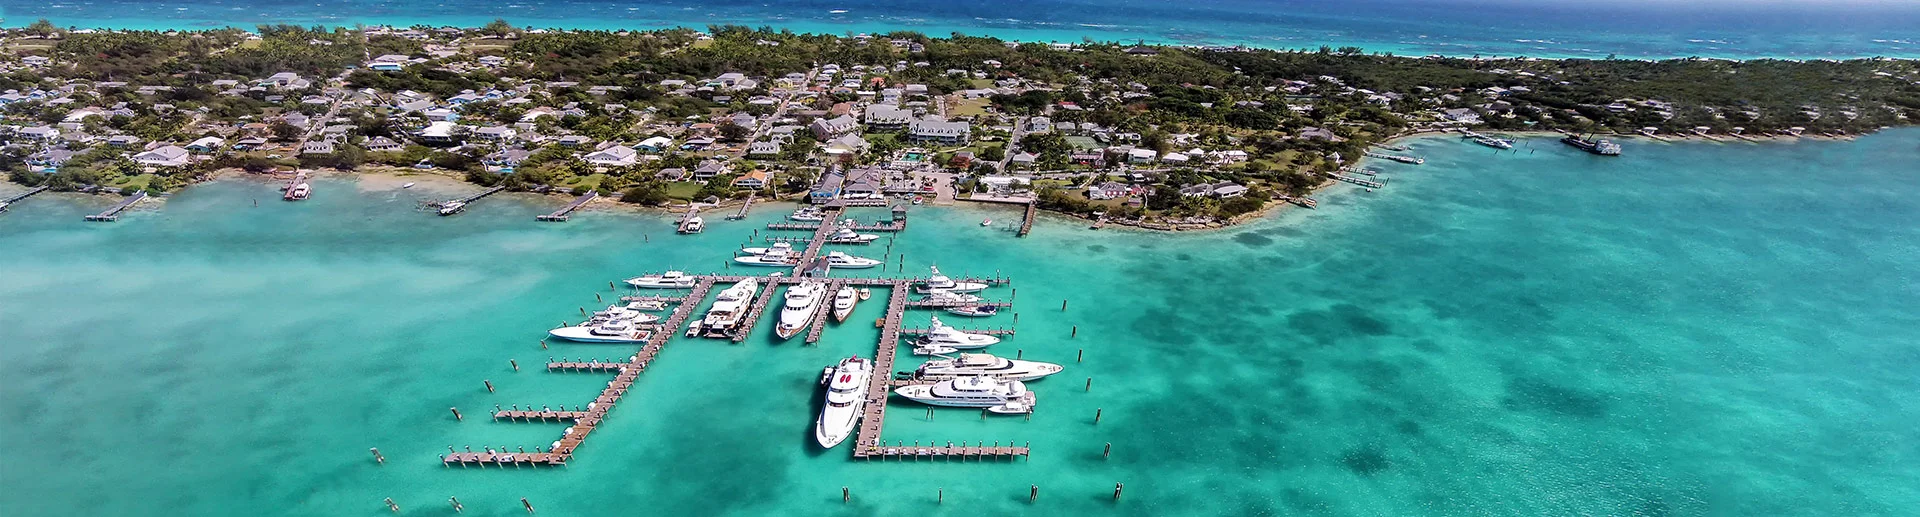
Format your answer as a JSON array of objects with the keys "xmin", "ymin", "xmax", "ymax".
[
  {"xmin": 775, "ymin": 281, "xmax": 827, "ymax": 339},
  {"xmin": 822, "ymin": 251, "xmax": 882, "ymax": 269},
  {"xmin": 893, "ymin": 376, "xmax": 1034, "ymax": 414},
  {"xmin": 698, "ymin": 278, "xmax": 761, "ymax": 337},
  {"xmin": 914, "ymin": 266, "xmax": 989, "ymax": 294},
  {"xmin": 736, "ymin": 242, "xmax": 802, "ymax": 267},
  {"xmin": 789, "ymin": 206, "xmax": 827, "ymax": 222},
  {"xmin": 825, "ymin": 226, "xmax": 879, "ymax": 244},
  {"xmin": 912, "ymin": 316, "xmax": 1000, "ymax": 349},
  {"xmin": 831, "ymin": 286, "xmax": 859, "ymax": 322},
  {"xmin": 548, "ymin": 318, "xmax": 652, "ymax": 343},
  {"xmin": 625, "ymin": 271, "xmax": 697, "ymax": 289},
  {"xmin": 915, "ymin": 353, "xmax": 1063, "ymax": 381},
  {"xmin": 815, "ymin": 356, "xmax": 873, "ymax": 448}
]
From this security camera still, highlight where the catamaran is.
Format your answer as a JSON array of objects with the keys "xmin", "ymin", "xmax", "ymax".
[
  {"xmin": 893, "ymin": 376, "xmax": 1034, "ymax": 414},
  {"xmin": 625, "ymin": 271, "xmax": 697, "ymax": 289},
  {"xmin": 775, "ymin": 281, "xmax": 827, "ymax": 339},
  {"xmin": 915, "ymin": 353, "xmax": 1063, "ymax": 381},
  {"xmin": 815, "ymin": 356, "xmax": 873, "ymax": 448}
]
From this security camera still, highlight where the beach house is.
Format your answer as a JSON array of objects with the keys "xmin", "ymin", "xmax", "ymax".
[
  {"xmin": 583, "ymin": 145, "xmax": 639, "ymax": 166},
  {"xmin": 132, "ymin": 145, "xmax": 191, "ymax": 167}
]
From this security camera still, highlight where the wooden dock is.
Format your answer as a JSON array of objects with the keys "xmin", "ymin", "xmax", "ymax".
[
  {"xmin": 281, "ymin": 171, "xmax": 309, "ymax": 201},
  {"xmin": 1325, "ymin": 172, "xmax": 1385, "ymax": 188},
  {"xmin": 730, "ymin": 275, "xmax": 792, "ymax": 343},
  {"xmin": 536, "ymin": 191, "xmax": 597, "ymax": 222},
  {"xmin": 802, "ymin": 280, "xmax": 843, "ymax": 344},
  {"xmin": 677, "ymin": 208, "xmax": 702, "ymax": 234},
  {"xmin": 444, "ymin": 278, "xmax": 716, "ymax": 467},
  {"xmin": 899, "ymin": 327, "xmax": 1016, "ymax": 336},
  {"xmin": 726, "ymin": 194, "xmax": 755, "ymax": 220},
  {"xmin": 1, "ymin": 185, "xmax": 49, "ymax": 212},
  {"xmin": 84, "ymin": 190, "xmax": 146, "ymax": 222},
  {"xmin": 438, "ymin": 186, "xmax": 505, "ymax": 216},
  {"xmin": 1018, "ymin": 201, "xmax": 1036, "ymax": 237}
]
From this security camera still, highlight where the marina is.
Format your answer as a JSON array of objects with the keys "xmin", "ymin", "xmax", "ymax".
[
  {"xmin": 445, "ymin": 201, "xmax": 1046, "ymax": 467},
  {"xmin": 535, "ymin": 191, "xmax": 598, "ymax": 222}
]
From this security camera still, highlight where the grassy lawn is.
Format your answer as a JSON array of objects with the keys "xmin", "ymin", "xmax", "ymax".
[
  {"xmin": 968, "ymin": 79, "xmax": 992, "ymax": 89},
  {"xmin": 1065, "ymin": 136, "xmax": 1101, "ymax": 150},
  {"xmin": 109, "ymin": 173, "xmax": 154, "ymax": 191},
  {"xmin": 952, "ymin": 98, "xmax": 991, "ymax": 117},
  {"xmin": 560, "ymin": 173, "xmax": 606, "ymax": 191},
  {"xmin": 666, "ymin": 181, "xmax": 702, "ymax": 200}
]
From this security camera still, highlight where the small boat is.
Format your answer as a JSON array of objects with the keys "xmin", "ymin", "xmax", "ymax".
[
  {"xmin": 893, "ymin": 376, "xmax": 1034, "ymax": 414},
  {"xmin": 981, "ymin": 218, "xmax": 992, "ymax": 227},
  {"xmin": 815, "ymin": 356, "xmax": 873, "ymax": 448},
  {"xmin": 679, "ymin": 216, "xmax": 704, "ymax": 234},
  {"xmin": 858, "ymin": 288, "xmax": 872, "ymax": 301},
  {"xmin": 739, "ymin": 242, "xmax": 798, "ymax": 256},
  {"xmin": 587, "ymin": 304, "xmax": 663, "ymax": 324},
  {"xmin": 826, "ymin": 227, "xmax": 880, "ymax": 244},
  {"xmin": 285, "ymin": 183, "xmax": 311, "ymax": 201},
  {"xmin": 626, "ymin": 271, "xmax": 697, "ymax": 289},
  {"xmin": 945, "ymin": 305, "xmax": 1000, "ymax": 317},
  {"xmin": 437, "ymin": 200, "xmax": 466, "ymax": 216},
  {"xmin": 831, "ymin": 286, "xmax": 859, "ymax": 322},
  {"xmin": 775, "ymin": 281, "xmax": 827, "ymax": 339},
  {"xmin": 914, "ymin": 266, "xmax": 988, "ymax": 294},
  {"xmin": 823, "ymin": 251, "xmax": 883, "ymax": 269},
  {"xmin": 1469, "ymin": 134, "xmax": 1515, "ymax": 149},
  {"xmin": 912, "ymin": 316, "xmax": 1000, "ymax": 349},
  {"xmin": 402, "ymin": 182, "xmax": 416, "ymax": 189},
  {"xmin": 912, "ymin": 196, "xmax": 924, "ymax": 205},
  {"xmin": 548, "ymin": 318, "xmax": 653, "ymax": 343},
  {"xmin": 915, "ymin": 353, "xmax": 1063, "ymax": 381},
  {"xmin": 622, "ymin": 300, "xmax": 669, "ymax": 311},
  {"xmin": 911, "ymin": 344, "xmax": 960, "ymax": 356},
  {"xmin": 920, "ymin": 289, "xmax": 982, "ymax": 304}
]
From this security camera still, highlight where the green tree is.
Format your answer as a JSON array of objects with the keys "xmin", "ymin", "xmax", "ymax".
[{"xmin": 620, "ymin": 181, "xmax": 670, "ymax": 205}]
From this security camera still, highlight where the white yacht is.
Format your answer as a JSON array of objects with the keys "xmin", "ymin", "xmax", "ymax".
[
  {"xmin": 626, "ymin": 271, "xmax": 698, "ymax": 289},
  {"xmin": 914, "ymin": 266, "xmax": 989, "ymax": 294},
  {"xmin": 680, "ymin": 216, "xmax": 704, "ymax": 234},
  {"xmin": 912, "ymin": 316, "xmax": 1000, "ymax": 349},
  {"xmin": 699, "ymin": 278, "xmax": 761, "ymax": 336},
  {"xmin": 790, "ymin": 207, "xmax": 826, "ymax": 222},
  {"xmin": 826, "ymin": 227, "xmax": 879, "ymax": 244},
  {"xmin": 822, "ymin": 251, "xmax": 882, "ymax": 269},
  {"xmin": 286, "ymin": 183, "xmax": 312, "ymax": 200},
  {"xmin": 831, "ymin": 286, "xmax": 858, "ymax": 323},
  {"xmin": 548, "ymin": 318, "xmax": 652, "ymax": 343},
  {"xmin": 739, "ymin": 241, "xmax": 797, "ymax": 256},
  {"xmin": 622, "ymin": 300, "xmax": 669, "ymax": 311},
  {"xmin": 775, "ymin": 281, "xmax": 827, "ymax": 339},
  {"xmin": 915, "ymin": 353, "xmax": 1063, "ymax": 381},
  {"xmin": 436, "ymin": 200, "xmax": 466, "ymax": 216},
  {"xmin": 586, "ymin": 303, "xmax": 663, "ymax": 325},
  {"xmin": 815, "ymin": 356, "xmax": 873, "ymax": 448},
  {"xmin": 919, "ymin": 289, "xmax": 982, "ymax": 304},
  {"xmin": 729, "ymin": 241, "xmax": 798, "ymax": 265},
  {"xmin": 894, "ymin": 376, "xmax": 1034, "ymax": 414},
  {"xmin": 946, "ymin": 305, "xmax": 1000, "ymax": 317}
]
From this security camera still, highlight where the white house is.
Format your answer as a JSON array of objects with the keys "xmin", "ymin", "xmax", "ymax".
[
  {"xmin": 636, "ymin": 136, "xmax": 674, "ymax": 152},
  {"xmin": 906, "ymin": 120, "xmax": 970, "ymax": 145},
  {"xmin": 810, "ymin": 115, "xmax": 859, "ymax": 140},
  {"xmin": 1127, "ymin": 148, "xmax": 1158, "ymax": 163},
  {"xmin": 583, "ymin": 145, "xmax": 639, "ymax": 166},
  {"xmin": 186, "ymin": 136, "xmax": 225, "ymax": 153},
  {"xmin": 132, "ymin": 145, "xmax": 191, "ymax": 167},
  {"xmin": 863, "ymin": 105, "xmax": 912, "ymax": 130}
]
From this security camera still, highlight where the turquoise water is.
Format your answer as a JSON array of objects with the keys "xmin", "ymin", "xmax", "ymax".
[
  {"xmin": 4, "ymin": 130, "xmax": 1920, "ymax": 515},
  {"xmin": 8, "ymin": 0, "xmax": 1920, "ymax": 59}
]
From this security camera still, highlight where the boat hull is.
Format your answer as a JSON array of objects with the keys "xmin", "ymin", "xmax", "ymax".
[{"xmin": 547, "ymin": 327, "xmax": 651, "ymax": 343}]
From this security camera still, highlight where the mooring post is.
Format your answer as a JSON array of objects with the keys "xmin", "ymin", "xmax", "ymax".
[
  {"xmin": 450, "ymin": 407, "xmax": 462, "ymax": 421},
  {"xmin": 1104, "ymin": 442, "xmax": 1112, "ymax": 458},
  {"xmin": 1062, "ymin": 299, "xmax": 1068, "ymax": 311},
  {"xmin": 1114, "ymin": 482, "xmax": 1124, "ymax": 501},
  {"xmin": 510, "ymin": 359, "xmax": 519, "ymax": 371},
  {"xmin": 1017, "ymin": 349, "xmax": 1023, "ymax": 359},
  {"xmin": 370, "ymin": 447, "xmax": 384, "ymax": 464},
  {"xmin": 522, "ymin": 497, "xmax": 535, "ymax": 514},
  {"xmin": 843, "ymin": 486, "xmax": 850, "ymax": 503},
  {"xmin": 484, "ymin": 380, "xmax": 494, "ymax": 393},
  {"xmin": 540, "ymin": 339, "xmax": 548, "ymax": 350},
  {"xmin": 939, "ymin": 488, "xmax": 944, "ymax": 504},
  {"xmin": 1095, "ymin": 408, "xmax": 1103, "ymax": 424},
  {"xmin": 1029, "ymin": 485, "xmax": 1039, "ymax": 502},
  {"xmin": 1086, "ymin": 377, "xmax": 1091, "ymax": 391},
  {"xmin": 1072, "ymin": 325, "xmax": 1078, "ymax": 338},
  {"xmin": 385, "ymin": 497, "xmax": 400, "ymax": 513},
  {"xmin": 450, "ymin": 496, "xmax": 464, "ymax": 513},
  {"xmin": 1077, "ymin": 349, "xmax": 1084, "ymax": 362}
]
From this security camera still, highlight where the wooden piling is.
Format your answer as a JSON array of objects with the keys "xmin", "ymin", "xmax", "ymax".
[
  {"xmin": 484, "ymin": 380, "xmax": 495, "ymax": 393},
  {"xmin": 1114, "ymin": 482, "xmax": 1124, "ymax": 501},
  {"xmin": 1077, "ymin": 349, "xmax": 1083, "ymax": 362},
  {"xmin": 450, "ymin": 496, "xmax": 464, "ymax": 512},
  {"xmin": 1104, "ymin": 442, "xmax": 1112, "ymax": 458},
  {"xmin": 1072, "ymin": 325, "xmax": 1078, "ymax": 338},
  {"xmin": 370, "ymin": 447, "xmax": 385, "ymax": 464},
  {"xmin": 1029, "ymin": 485, "xmax": 1038, "ymax": 502},
  {"xmin": 450, "ymin": 407, "xmax": 462, "ymax": 421},
  {"xmin": 510, "ymin": 359, "xmax": 519, "ymax": 371},
  {"xmin": 1086, "ymin": 377, "xmax": 1091, "ymax": 391},
  {"xmin": 938, "ymin": 487, "xmax": 943, "ymax": 504},
  {"xmin": 842, "ymin": 486, "xmax": 850, "ymax": 503},
  {"xmin": 1061, "ymin": 299, "xmax": 1068, "ymax": 311},
  {"xmin": 1095, "ymin": 408, "xmax": 1103, "ymax": 423},
  {"xmin": 385, "ymin": 497, "xmax": 401, "ymax": 513},
  {"xmin": 522, "ymin": 497, "xmax": 535, "ymax": 513},
  {"xmin": 1017, "ymin": 349, "xmax": 1023, "ymax": 359}
]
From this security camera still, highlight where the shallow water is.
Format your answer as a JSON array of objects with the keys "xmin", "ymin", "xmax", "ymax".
[{"xmin": 3, "ymin": 130, "xmax": 1919, "ymax": 515}]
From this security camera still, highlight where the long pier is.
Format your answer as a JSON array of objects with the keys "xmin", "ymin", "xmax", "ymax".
[
  {"xmin": 1018, "ymin": 201, "xmax": 1036, "ymax": 237},
  {"xmin": 852, "ymin": 287, "xmax": 1029, "ymax": 459},
  {"xmin": 1, "ymin": 185, "xmax": 49, "ymax": 211},
  {"xmin": 536, "ymin": 191, "xmax": 597, "ymax": 222},
  {"xmin": 444, "ymin": 278, "xmax": 716, "ymax": 467},
  {"xmin": 84, "ymin": 190, "xmax": 146, "ymax": 222},
  {"xmin": 1325, "ymin": 172, "xmax": 1385, "ymax": 188},
  {"xmin": 677, "ymin": 208, "xmax": 701, "ymax": 234},
  {"xmin": 802, "ymin": 280, "xmax": 843, "ymax": 344},
  {"xmin": 730, "ymin": 275, "xmax": 791, "ymax": 343},
  {"xmin": 439, "ymin": 186, "xmax": 506, "ymax": 216},
  {"xmin": 1364, "ymin": 151, "xmax": 1425, "ymax": 164},
  {"xmin": 726, "ymin": 194, "xmax": 755, "ymax": 220},
  {"xmin": 281, "ymin": 171, "xmax": 309, "ymax": 201}
]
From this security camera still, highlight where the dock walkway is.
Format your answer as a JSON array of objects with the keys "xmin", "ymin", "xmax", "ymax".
[
  {"xmin": 1326, "ymin": 172, "xmax": 1386, "ymax": 188},
  {"xmin": 1017, "ymin": 201, "xmax": 1036, "ymax": 237},
  {"xmin": 84, "ymin": 190, "xmax": 146, "ymax": 222},
  {"xmin": 536, "ymin": 191, "xmax": 597, "ymax": 222},
  {"xmin": 1, "ymin": 185, "xmax": 49, "ymax": 211}
]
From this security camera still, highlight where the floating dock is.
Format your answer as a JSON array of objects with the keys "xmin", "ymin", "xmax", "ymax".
[
  {"xmin": 84, "ymin": 190, "xmax": 146, "ymax": 222},
  {"xmin": 536, "ymin": 191, "xmax": 597, "ymax": 222}
]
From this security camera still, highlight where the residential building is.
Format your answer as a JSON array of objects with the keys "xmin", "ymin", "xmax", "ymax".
[
  {"xmin": 692, "ymin": 160, "xmax": 728, "ymax": 180},
  {"xmin": 810, "ymin": 115, "xmax": 859, "ymax": 140},
  {"xmin": 583, "ymin": 145, "xmax": 638, "ymax": 166},
  {"xmin": 906, "ymin": 120, "xmax": 970, "ymax": 145},
  {"xmin": 132, "ymin": 145, "xmax": 191, "ymax": 167},
  {"xmin": 863, "ymin": 105, "xmax": 912, "ymax": 130},
  {"xmin": 731, "ymin": 169, "xmax": 772, "ymax": 188}
]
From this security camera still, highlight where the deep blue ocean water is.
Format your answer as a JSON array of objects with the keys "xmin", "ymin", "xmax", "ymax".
[
  {"xmin": 3, "ymin": 131, "xmax": 1919, "ymax": 515},
  {"xmin": 6, "ymin": 0, "xmax": 1919, "ymax": 59}
]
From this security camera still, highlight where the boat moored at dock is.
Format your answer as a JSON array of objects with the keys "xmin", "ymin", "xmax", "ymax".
[
  {"xmin": 831, "ymin": 286, "xmax": 859, "ymax": 322},
  {"xmin": 626, "ymin": 271, "xmax": 697, "ymax": 289},
  {"xmin": 894, "ymin": 376, "xmax": 1035, "ymax": 414},
  {"xmin": 911, "ymin": 316, "xmax": 1000, "ymax": 351},
  {"xmin": 1561, "ymin": 135, "xmax": 1623, "ymax": 155},
  {"xmin": 914, "ymin": 266, "xmax": 989, "ymax": 294},
  {"xmin": 914, "ymin": 353, "xmax": 1063, "ymax": 381},
  {"xmin": 822, "ymin": 251, "xmax": 882, "ymax": 269},
  {"xmin": 775, "ymin": 281, "xmax": 827, "ymax": 339},
  {"xmin": 548, "ymin": 318, "xmax": 653, "ymax": 343},
  {"xmin": 815, "ymin": 356, "xmax": 873, "ymax": 448},
  {"xmin": 1469, "ymin": 134, "xmax": 1515, "ymax": 149},
  {"xmin": 436, "ymin": 200, "xmax": 466, "ymax": 216},
  {"xmin": 826, "ymin": 226, "xmax": 880, "ymax": 244},
  {"xmin": 789, "ymin": 206, "xmax": 826, "ymax": 222},
  {"xmin": 697, "ymin": 278, "xmax": 761, "ymax": 337}
]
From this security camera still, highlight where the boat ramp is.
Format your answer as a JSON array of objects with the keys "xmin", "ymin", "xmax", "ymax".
[
  {"xmin": 84, "ymin": 190, "xmax": 147, "ymax": 222},
  {"xmin": 536, "ymin": 191, "xmax": 597, "ymax": 222}
]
